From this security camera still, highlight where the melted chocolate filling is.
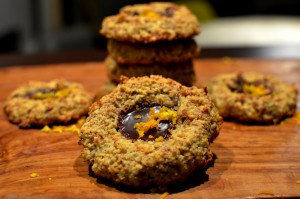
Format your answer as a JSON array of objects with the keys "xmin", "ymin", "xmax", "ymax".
[
  {"xmin": 159, "ymin": 6, "xmax": 176, "ymax": 17},
  {"xmin": 12, "ymin": 88, "xmax": 59, "ymax": 99},
  {"xmin": 26, "ymin": 88, "xmax": 58, "ymax": 97},
  {"xmin": 119, "ymin": 105, "xmax": 172, "ymax": 141},
  {"xmin": 229, "ymin": 74, "xmax": 273, "ymax": 95}
]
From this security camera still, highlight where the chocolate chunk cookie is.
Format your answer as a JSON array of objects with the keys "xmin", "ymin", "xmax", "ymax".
[
  {"xmin": 206, "ymin": 72, "xmax": 298, "ymax": 124},
  {"xmin": 108, "ymin": 39, "xmax": 200, "ymax": 64},
  {"xmin": 79, "ymin": 75, "xmax": 222, "ymax": 188},
  {"xmin": 100, "ymin": 2, "xmax": 200, "ymax": 43},
  {"xmin": 4, "ymin": 79, "xmax": 93, "ymax": 128}
]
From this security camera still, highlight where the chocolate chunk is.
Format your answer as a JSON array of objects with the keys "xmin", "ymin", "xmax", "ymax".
[
  {"xmin": 162, "ymin": 6, "xmax": 175, "ymax": 17},
  {"xmin": 119, "ymin": 106, "xmax": 172, "ymax": 141},
  {"xmin": 229, "ymin": 74, "xmax": 272, "ymax": 95}
]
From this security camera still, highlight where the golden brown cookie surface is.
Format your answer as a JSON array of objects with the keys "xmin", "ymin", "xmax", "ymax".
[
  {"xmin": 79, "ymin": 75, "xmax": 222, "ymax": 189},
  {"xmin": 100, "ymin": 2, "xmax": 200, "ymax": 43}
]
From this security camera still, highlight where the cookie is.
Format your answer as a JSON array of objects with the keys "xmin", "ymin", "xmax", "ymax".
[
  {"xmin": 108, "ymin": 38, "xmax": 200, "ymax": 64},
  {"xmin": 79, "ymin": 75, "xmax": 222, "ymax": 188},
  {"xmin": 100, "ymin": 2, "xmax": 200, "ymax": 43},
  {"xmin": 105, "ymin": 56, "xmax": 196, "ymax": 86},
  {"xmin": 206, "ymin": 72, "xmax": 298, "ymax": 124},
  {"xmin": 4, "ymin": 79, "xmax": 93, "ymax": 128}
]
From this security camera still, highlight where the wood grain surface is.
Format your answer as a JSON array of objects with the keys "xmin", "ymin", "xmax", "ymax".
[{"xmin": 0, "ymin": 59, "xmax": 300, "ymax": 198}]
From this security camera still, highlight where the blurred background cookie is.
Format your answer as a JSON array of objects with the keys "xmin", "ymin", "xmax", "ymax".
[
  {"xmin": 4, "ymin": 79, "xmax": 93, "ymax": 128},
  {"xmin": 105, "ymin": 56, "xmax": 196, "ymax": 86},
  {"xmin": 98, "ymin": 2, "xmax": 201, "ymax": 94},
  {"xmin": 206, "ymin": 72, "xmax": 297, "ymax": 124},
  {"xmin": 100, "ymin": 2, "xmax": 200, "ymax": 43},
  {"xmin": 108, "ymin": 38, "xmax": 200, "ymax": 64}
]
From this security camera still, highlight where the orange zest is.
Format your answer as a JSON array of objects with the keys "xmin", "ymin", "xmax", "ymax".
[
  {"xmin": 243, "ymin": 84, "xmax": 269, "ymax": 96},
  {"xmin": 142, "ymin": 10, "xmax": 161, "ymax": 19},
  {"xmin": 134, "ymin": 106, "xmax": 178, "ymax": 138},
  {"xmin": 32, "ymin": 88, "xmax": 71, "ymax": 99}
]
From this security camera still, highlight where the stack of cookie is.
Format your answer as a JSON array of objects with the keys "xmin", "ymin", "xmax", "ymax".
[{"xmin": 98, "ymin": 2, "xmax": 200, "ymax": 97}]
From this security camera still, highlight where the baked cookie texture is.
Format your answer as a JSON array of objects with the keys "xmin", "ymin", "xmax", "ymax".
[
  {"xmin": 105, "ymin": 56, "xmax": 196, "ymax": 86},
  {"xmin": 79, "ymin": 75, "xmax": 222, "ymax": 188},
  {"xmin": 99, "ymin": 2, "xmax": 201, "ymax": 89},
  {"xmin": 108, "ymin": 39, "xmax": 200, "ymax": 64},
  {"xmin": 4, "ymin": 79, "xmax": 93, "ymax": 128},
  {"xmin": 206, "ymin": 72, "xmax": 298, "ymax": 124},
  {"xmin": 100, "ymin": 2, "xmax": 200, "ymax": 43}
]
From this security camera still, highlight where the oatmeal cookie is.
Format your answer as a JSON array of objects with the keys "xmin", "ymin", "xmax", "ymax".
[
  {"xmin": 106, "ymin": 56, "xmax": 196, "ymax": 86},
  {"xmin": 108, "ymin": 39, "xmax": 200, "ymax": 64},
  {"xmin": 4, "ymin": 79, "xmax": 93, "ymax": 128},
  {"xmin": 79, "ymin": 75, "xmax": 222, "ymax": 188},
  {"xmin": 100, "ymin": 2, "xmax": 200, "ymax": 43},
  {"xmin": 206, "ymin": 72, "xmax": 298, "ymax": 124}
]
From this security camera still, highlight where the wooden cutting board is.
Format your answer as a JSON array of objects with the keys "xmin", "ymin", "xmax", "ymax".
[{"xmin": 0, "ymin": 59, "xmax": 300, "ymax": 198}]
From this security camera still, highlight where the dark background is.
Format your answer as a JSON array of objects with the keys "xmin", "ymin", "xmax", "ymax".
[{"xmin": 1, "ymin": 0, "xmax": 300, "ymax": 54}]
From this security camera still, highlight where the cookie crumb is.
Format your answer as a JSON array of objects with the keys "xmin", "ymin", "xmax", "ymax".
[
  {"xmin": 41, "ymin": 125, "xmax": 51, "ymax": 132},
  {"xmin": 77, "ymin": 116, "xmax": 86, "ymax": 126},
  {"xmin": 258, "ymin": 190, "xmax": 274, "ymax": 196},
  {"xmin": 30, "ymin": 172, "xmax": 39, "ymax": 178},
  {"xmin": 65, "ymin": 125, "xmax": 81, "ymax": 134},
  {"xmin": 40, "ymin": 117, "xmax": 85, "ymax": 134},
  {"xmin": 159, "ymin": 192, "xmax": 169, "ymax": 199},
  {"xmin": 52, "ymin": 126, "xmax": 64, "ymax": 133}
]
